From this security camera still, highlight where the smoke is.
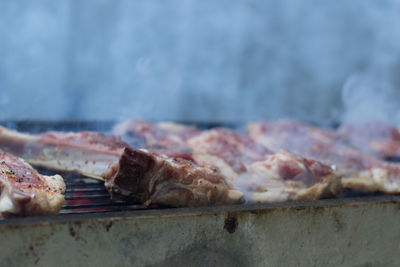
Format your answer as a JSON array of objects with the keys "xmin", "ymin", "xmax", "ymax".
[
  {"xmin": 339, "ymin": 1, "xmax": 400, "ymax": 126},
  {"xmin": 1, "ymin": 1, "xmax": 400, "ymax": 121},
  {"xmin": 341, "ymin": 72, "xmax": 400, "ymax": 125}
]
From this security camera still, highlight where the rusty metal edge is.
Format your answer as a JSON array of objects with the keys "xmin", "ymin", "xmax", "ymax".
[{"xmin": 1, "ymin": 195, "xmax": 399, "ymax": 227}]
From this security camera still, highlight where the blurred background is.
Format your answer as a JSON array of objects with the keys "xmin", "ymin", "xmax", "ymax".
[{"xmin": 0, "ymin": 0, "xmax": 400, "ymax": 122}]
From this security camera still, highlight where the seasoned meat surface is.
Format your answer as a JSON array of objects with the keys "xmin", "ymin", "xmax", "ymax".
[{"xmin": 0, "ymin": 149, "xmax": 65, "ymax": 217}]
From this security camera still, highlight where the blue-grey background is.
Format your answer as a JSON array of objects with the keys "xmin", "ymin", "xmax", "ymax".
[{"xmin": 1, "ymin": 0, "xmax": 400, "ymax": 122}]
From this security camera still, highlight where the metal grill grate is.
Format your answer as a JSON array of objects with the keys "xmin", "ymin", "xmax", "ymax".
[{"xmin": 59, "ymin": 173, "xmax": 156, "ymax": 214}]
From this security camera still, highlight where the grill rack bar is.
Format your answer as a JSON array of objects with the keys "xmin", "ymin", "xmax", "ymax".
[{"xmin": 61, "ymin": 174, "xmax": 150, "ymax": 214}]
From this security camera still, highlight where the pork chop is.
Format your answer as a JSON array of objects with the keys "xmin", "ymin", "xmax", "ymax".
[{"xmin": 0, "ymin": 149, "xmax": 65, "ymax": 217}]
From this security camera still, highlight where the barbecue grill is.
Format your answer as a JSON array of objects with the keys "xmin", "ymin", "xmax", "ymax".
[{"xmin": 1, "ymin": 121, "xmax": 400, "ymax": 267}]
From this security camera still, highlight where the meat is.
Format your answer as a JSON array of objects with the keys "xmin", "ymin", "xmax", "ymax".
[
  {"xmin": 0, "ymin": 126, "xmax": 126, "ymax": 179},
  {"xmin": 114, "ymin": 121, "xmax": 271, "ymax": 178},
  {"xmin": 113, "ymin": 119, "xmax": 200, "ymax": 155},
  {"xmin": 115, "ymin": 120, "xmax": 343, "ymax": 202},
  {"xmin": 0, "ymin": 126, "xmax": 242, "ymax": 207},
  {"xmin": 0, "ymin": 149, "xmax": 65, "ymax": 217},
  {"xmin": 247, "ymin": 120, "xmax": 382, "ymax": 170},
  {"xmin": 105, "ymin": 147, "xmax": 243, "ymax": 207},
  {"xmin": 242, "ymin": 150, "xmax": 341, "ymax": 202},
  {"xmin": 338, "ymin": 121, "xmax": 400, "ymax": 160},
  {"xmin": 247, "ymin": 120, "xmax": 400, "ymax": 194},
  {"xmin": 6, "ymin": 118, "xmax": 393, "ymax": 208},
  {"xmin": 186, "ymin": 128, "xmax": 271, "ymax": 181}
]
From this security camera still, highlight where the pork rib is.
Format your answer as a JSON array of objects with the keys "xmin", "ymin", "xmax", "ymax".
[
  {"xmin": 247, "ymin": 120, "xmax": 400, "ymax": 194},
  {"xmin": 0, "ymin": 149, "xmax": 65, "ymax": 217},
  {"xmin": 0, "ymin": 126, "xmax": 126, "ymax": 179}
]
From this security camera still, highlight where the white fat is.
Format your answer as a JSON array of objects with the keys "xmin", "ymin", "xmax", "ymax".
[
  {"xmin": 227, "ymin": 189, "xmax": 244, "ymax": 201},
  {"xmin": 42, "ymin": 174, "xmax": 66, "ymax": 193},
  {"xmin": 250, "ymin": 189, "xmax": 290, "ymax": 203},
  {"xmin": 370, "ymin": 168, "xmax": 400, "ymax": 193},
  {"xmin": 0, "ymin": 189, "xmax": 18, "ymax": 214}
]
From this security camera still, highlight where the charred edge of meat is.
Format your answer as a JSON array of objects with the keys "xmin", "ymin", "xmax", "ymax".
[{"xmin": 105, "ymin": 148, "xmax": 155, "ymax": 203}]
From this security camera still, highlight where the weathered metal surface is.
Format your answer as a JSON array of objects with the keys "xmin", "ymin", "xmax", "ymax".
[{"xmin": 1, "ymin": 196, "xmax": 400, "ymax": 267}]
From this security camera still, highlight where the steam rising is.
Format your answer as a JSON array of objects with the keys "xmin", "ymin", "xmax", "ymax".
[
  {"xmin": 0, "ymin": 1, "xmax": 400, "ymax": 122},
  {"xmin": 341, "ymin": 73, "xmax": 400, "ymax": 125}
]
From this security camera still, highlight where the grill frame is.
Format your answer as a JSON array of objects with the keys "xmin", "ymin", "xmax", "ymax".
[{"xmin": 1, "ymin": 194, "xmax": 399, "ymax": 226}]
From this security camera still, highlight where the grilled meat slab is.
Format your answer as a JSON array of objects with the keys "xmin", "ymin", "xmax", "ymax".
[
  {"xmin": 0, "ymin": 126, "xmax": 126, "ymax": 179},
  {"xmin": 242, "ymin": 150, "xmax": 341, "ymax": 202},
  {"xmin": 247, "ymin": 120, "xmax": 400, "ymax": 194},
  {"xmin": 186, "ymin": 128, "xmax": 271, "ymax": 181},
  {"xmin": 105, "ymin": 147, "xmax": 243, "ymax": 207},
  {"xmin": 0, "ymin": 149, "xmax": 65, "ymax": 217},
  {"xmin": 113, "ymin": 120, "xmax": 200, "ymax": 155},
  {"xmin": 338, "ymin": 121, "xmax": 400, "ymax": 160}
]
